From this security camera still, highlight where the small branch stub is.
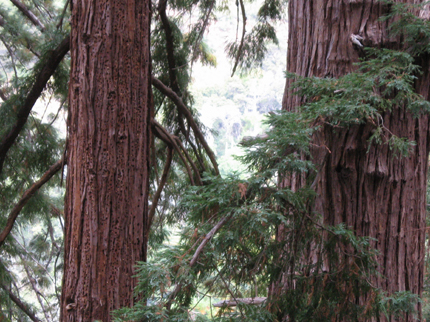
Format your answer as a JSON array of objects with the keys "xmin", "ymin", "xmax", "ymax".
[{"xmin": 350, "ymin": 34, "xmax": 364, "ymax": 47}]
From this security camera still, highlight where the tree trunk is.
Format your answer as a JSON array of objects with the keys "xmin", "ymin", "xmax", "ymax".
[
  {"xmin": 60, "ymin": 0, "xmax": 152, "ymax": 320},
  {"xmin": 279, "ymin": 0, "xmax": 430, "ymax": 321}
]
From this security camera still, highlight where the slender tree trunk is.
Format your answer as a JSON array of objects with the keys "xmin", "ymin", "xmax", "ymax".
[
  {"xmin": 278, "ymin": 0, "xmax": 430, "ymax": 321},
  {"xmin": 60, "ymin": 0, "xmax": 152, "ymax": 320}
]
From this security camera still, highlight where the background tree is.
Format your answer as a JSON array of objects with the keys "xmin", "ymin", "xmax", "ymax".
[{"xmin": 272, "ymin": 1, "xmax": 430, "ymax": 321}]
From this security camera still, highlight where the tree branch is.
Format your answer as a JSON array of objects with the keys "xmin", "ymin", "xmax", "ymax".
[
  {"xmin": 191, "ymin": 0, "xmax": 216, "ymax": 64},
  {"xmin": 175, "ymin": 136, "xmax": 202, "ymax": 185},
  {"xmin": 0, "ymin": 35, "xmax": 70, "ymax": 176},
  {"xmin": 166, "ymin": 214, "xmax": 232, "ymax": 309},
  {"xmin": 213, "ymin": 265, "xmax": 245, "ymax": 318},
  {"xmin": 0, "ymin": 283, "xmax": 41, "ymax": 322},
  {"xmin": 151, "ymin": 76, "xmax": 219, "ymax": 175},
  {"xmin": 0, "ymin": 159, "xmax": 63, "ymax": 248},
  {"xmin": 9, "ymin": 0, "xmax": 45, "ymax": 31},
  {"xmin": 56, "ymin": 0, "xmax": 70, "ymax": 30},
  {"xmin": 157, "ymin": 0, "xmax": 180, "ymax": 94},
  {"xmin": 0, "ymin": 13, "xmax": 41, "ymax": 57},
  {"xmin": 231, "ymin": 0, "xmax": 247, "ymax": 77},
  {"xmin": 151, "ymin": 118, "xmax": 197, "ymax": 185},
  {"xmin": 147, "ymin": 147, "xmax": 173, "ymax": 236},
  {"xmin": 152, "ymin": 120, "xmax": 195, "ymax": 184},
  {"xmin": 19, "ymin": 253, "xmax": 51, "ymax": 321},
  {"xmin": 189, "ymin": 215, "xmax": 231, "ymax": 267}
]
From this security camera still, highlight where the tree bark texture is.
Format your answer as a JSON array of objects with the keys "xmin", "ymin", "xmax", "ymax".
[
  {"xmin": 279, "ymin": 1, "xmax": 430, "ymax": 321},
  {"xmin": 61, "ymin": 0, "xmax": 151, "ymax": 321}
]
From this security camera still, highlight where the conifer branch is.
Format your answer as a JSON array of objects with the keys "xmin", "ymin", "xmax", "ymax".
[
  {"xmin": 56, "ymin": 0, "xmax": 70, "ymax": 30},
  {"xmin": 0, "ymin": 13, "xmax": 40, "ymax": 57},
  {"xmin": 151, "ymin": 118, "xmax": 197, "ymax": 185},
  {"xmin": 9, "ymin": 0, "xmax": 45, "ymax": 31},
  {"xmin": 0, "ymin": 283, "xmax": 41, "ymax": 322},
  {"xmin": 166, "ymin": 214, "xmax": 232, "ymax": 309},
  {"xmin": 0, "ymin": 159, "xmax": 63, "ymax": 248},
  {"xmin": 0, "ymin": 35, "xmax": 70, "ymax": 176},
  {"xmin": 148, "ymin": 147, "xmax": 173, "ymax": 236},
  {"xmin": 11, "ymin": 234, "xmax": 56, "ymax": 284},
  {"xmin": 213, "ymin": 265, "xmax": 245, "ymax": 318},
  {"xmin": 189, "ymin": 215, "xmax": 232, "ymax": 267},
  {"xmin": 157, "ymin": 0, "xmax": 180, "ymax": 94},
  {"xmin": 175, "ymin": 136, "xmax": 203, "ymax": 185},
  {"xmin": 231, "ymin": 0, "xmax": 247, "ymax": 77},
  {"xmin": 183, "ymin": 134, "xmax": 206, "ymax": 173},
  {"xmin": 191, "ymin": 0, "xmax": 216, "ymax": 64},
  {"xmin": 151, "ymin": 76, "xmax": 220, "ymax": 175},
  {"xmin": 19, "ymin": 253, "xmax": 51, "ymax": 321},
  {"xmin": 157, "ymin": 0, "xmax": 198, "ymax": 150}
]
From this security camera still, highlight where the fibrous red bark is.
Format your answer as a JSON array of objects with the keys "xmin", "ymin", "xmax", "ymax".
[
  {"xmin": 279, "ymin": 1, "xmax": 430, "ymax": 321},
  {"xmin": 60, "ymin": 0, "xmax": 152, "ymax": 320}
]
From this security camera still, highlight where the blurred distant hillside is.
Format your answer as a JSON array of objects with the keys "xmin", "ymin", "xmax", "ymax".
[{"xmin": 190, "ymin": 2, "xmax": 288, "ymax": 176}]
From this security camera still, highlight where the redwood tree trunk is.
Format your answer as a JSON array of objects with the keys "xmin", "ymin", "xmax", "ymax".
[
  {"xmin": 60, "ymin": 0, "xmax": 151, "ymax": 320},
  {"xmin": 280, "ymin": 0, "xmax": 430, "ymax": 321}
]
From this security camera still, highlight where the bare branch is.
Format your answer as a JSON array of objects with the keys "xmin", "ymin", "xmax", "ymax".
[
  {"xmin": 152, "ymin": 76, "xmax": 219, "ymax": 175},
  {"xmin": 189, "ymin": 215, "xmax": 231, "ymax": 267},
  {"xmin": 9, "ymin": 0, "xmax": 45, "ymax": 31},
  {"xmin": 185, "ymin": 136, "xmax": 206, "ymax": 172},
  {"xmin": 231, "ymin": 0, "xmax": 247, "ymax": 77},
  {"xmin": 0, "ymin": 283, "xmax": 41, "ymax": 322},
  {"xmin": 0, "ymin": 35, "xmax": 70, "ymax": 175},
  {"xmin": 166, "ymin": 215, "xmax": 232, "ymax": 309},
  {"xmin": 0, "ymin": 159, "xmax": 63, "ymax": 248}
]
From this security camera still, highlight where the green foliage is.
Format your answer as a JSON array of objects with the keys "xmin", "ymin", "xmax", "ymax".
[
  {"xmin": 285, "ymin": 47, "xmax": 430, "ymax": 156},
  {"xmin": 114, "ymin": 108, "xmax": 418, "ymax": 321},
  {"xmin": 380, "ymin": 0, "xmax": 430, "ymax": 56},
  {"xmin": 380, "ymin": 291, "xmax": 421, "ymax": 319},
  {"xmin": 226, "ymin": 0, "xmax": 285, "ymax": 73}
]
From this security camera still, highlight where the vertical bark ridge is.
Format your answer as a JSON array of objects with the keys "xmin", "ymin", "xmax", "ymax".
[
  {"xmin": 61, "ymin": 0, "xmax": 151, "ymax": 321},
  {"xmin": 280, "ymin": 1, "xmax": 430, "ymax": 321}
]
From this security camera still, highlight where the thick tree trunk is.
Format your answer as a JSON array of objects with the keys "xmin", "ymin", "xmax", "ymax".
[
  {"xmin": 279, "ymin": 0, "xmax": 430, "ymax": 321},
  {"xmin": 60, "ymin": 0, "xmax": 151, "ymax": 321}
]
